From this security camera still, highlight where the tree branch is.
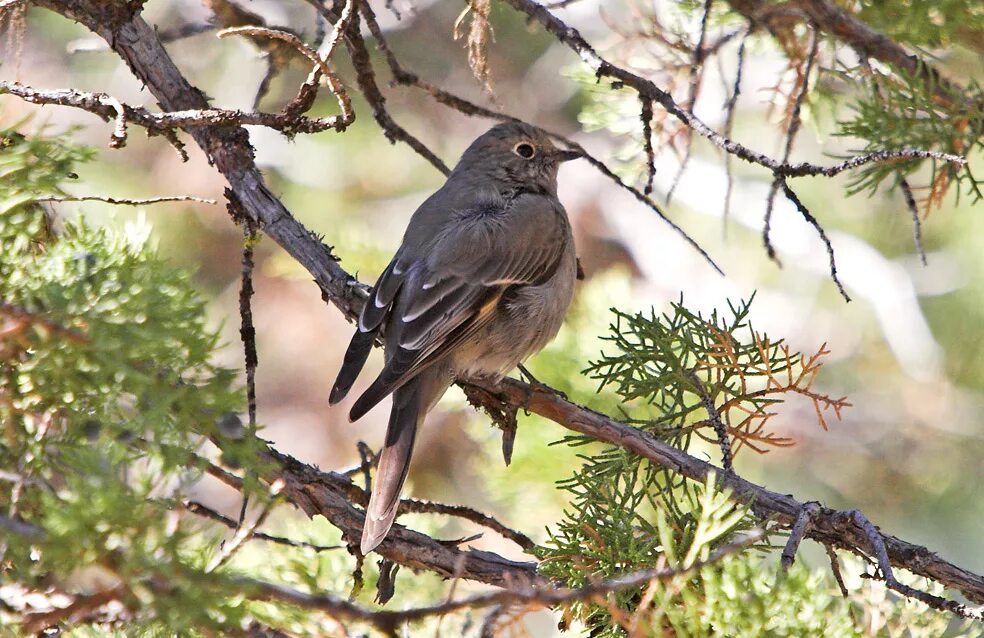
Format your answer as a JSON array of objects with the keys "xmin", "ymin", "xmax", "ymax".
[
  {"xmin": 24, "ymin": 0, "xmax": 984, "ymax": 621},
  {"xmin": 0, "ymin": 81, "xmax": 349, "ymax": 138},
  {"xmin": 725, "ymin": 0, "xmax": 973, "ymax": 109},
  {"xmin": 243, "ymin": 530, "xmax": 760, "ymax": 633},
  {"xmin": 463, "ymin": 379, "xmax": 984, "ymax": 615}
]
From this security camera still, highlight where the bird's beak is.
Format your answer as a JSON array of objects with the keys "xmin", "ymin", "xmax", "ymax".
[{"xmin": 554, "ymin": 148, "xmax": 583, "ymax": 162}]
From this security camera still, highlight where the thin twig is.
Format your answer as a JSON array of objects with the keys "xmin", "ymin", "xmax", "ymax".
[
  {"xmin": 36, "ymin": 194, "xmax": 216, "ymax": 205},
  {"xmin": 185, "ymin": 501, "xmax": 344, "ymax": 552},
  {"xmin": 206, "ymin": 478, "xmax": 286, "ymax": 573},
  {"xmin": 0, "ymin": 81, "xmax": 349, "ymax": 137},
  {"xmin": 239, "ymin": 225, "xmax": 259, "ymax": 430},
  {"xmin": 665, "ymin": 0, "xmax": 714, "ymax": 205},
  {"xmin": 722, "ymin": 29, "xmax": 749, "ymax": 234},
  {"xmin": 302, "ymin": 0, "xmax": 450, "ymax": 174},
  {"xmin": 218, "ymin": 14, "xmax": 355, "ymax": 127},
  {"xmin": 640, "ymin": 96, "xmax": 656, "ymax": 195},
  {"xmin": 899, "ymin": 178, "xmax": 927, "ymax": 265},
  {"xmin": 780, "ymin": 501, "xmax": 819, "ymax": 570},
  {"xmin": 683, "ymin": 369, "xmax": 733, "ymax": 470},
  {"xmin": 824, "ymin": 542, "xmax": 849, "ymax": 597},
  {"xmin": 355, "ymin": 441, "xmax": 374, "ymax": 493},
  {"xmin": 238, "ymin": 221, "xmax": 259, "ymax": 525},
  {"xmin": 397, "ymin": 498, "xmax": 536, "ymax": 552},
  {"xmin": 105, "ymin": 95, "xmax": 127, "ymax": 148},
  {"xmin": 764, "ymin": 26, "xmax": 819, "ymax": 265},
  {"xmin": 841, "ymin": 509, "xmax": 981, "ymax": 619},
  {"xmin": 776, "ymin": 178, "xmax": 851, "ymax": 301}
]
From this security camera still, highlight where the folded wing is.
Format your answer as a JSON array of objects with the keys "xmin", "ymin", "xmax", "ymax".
[{"xmin": 331, "ymin": 193, "xmax": 569, "ymax": 420}]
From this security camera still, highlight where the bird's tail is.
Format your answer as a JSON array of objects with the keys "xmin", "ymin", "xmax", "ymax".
[{"xmin": 360, "ymin": 374, "xmax": 423, "ymax": 554}]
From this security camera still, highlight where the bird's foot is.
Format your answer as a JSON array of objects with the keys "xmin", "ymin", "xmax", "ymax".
[{"xmin": 517, "ymin": 364, "xmax": 568, "ymax": 406}]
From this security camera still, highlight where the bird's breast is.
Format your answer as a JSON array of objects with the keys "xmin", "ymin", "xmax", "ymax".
[{"xmin": 451, "ymin": 240, "xmax": 577, "ymax": 379}]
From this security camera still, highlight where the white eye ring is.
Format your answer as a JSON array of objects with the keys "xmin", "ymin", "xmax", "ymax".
[{"xmin": 513, "ymin": 142, "xmax": 536, "ymax": 159}]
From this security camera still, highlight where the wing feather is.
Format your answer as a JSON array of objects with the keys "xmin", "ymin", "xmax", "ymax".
[{"xmin": 346, "ymin": 193, "xmax": 570, "ymax": 420}]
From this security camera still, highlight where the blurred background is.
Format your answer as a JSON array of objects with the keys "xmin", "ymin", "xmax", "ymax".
[{"xmin": 2, "ymin": 0, "xmax": 982, "ymax": 625}]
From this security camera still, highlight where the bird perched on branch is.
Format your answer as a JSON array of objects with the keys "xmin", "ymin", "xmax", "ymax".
[{"xmin": 330, "ymin": 122, "xmax": 581, "ymax": 553}]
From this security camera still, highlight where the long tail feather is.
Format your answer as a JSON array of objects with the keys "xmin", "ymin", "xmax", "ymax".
[{"xmin": 360, "ymin": 376, "xmax": 422, "ymax": 554}]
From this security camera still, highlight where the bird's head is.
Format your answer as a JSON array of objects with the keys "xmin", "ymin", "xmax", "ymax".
[{"xmin": 452, "ymin": 122, "xmax": 581, "ymax": 195}]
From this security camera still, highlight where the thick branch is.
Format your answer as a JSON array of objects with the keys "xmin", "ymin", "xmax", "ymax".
[
  {"xmin": 465, "ymin": 380, "xmax": 984, "ymax": 612},
  {"xmin": 726, "ymin": 0, "xmax": 971, "ymax": 108},
  {"xmin": 244, "ymin": 530, "xmax": 760, "ymax": 632},
  {"xmin": 256, "ymin": 446, "xmax": 541, "ymax": 588}
]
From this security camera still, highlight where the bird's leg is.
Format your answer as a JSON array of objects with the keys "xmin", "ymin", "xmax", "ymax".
[{"xmin": 517, "ymin": 364, "xmax": 568, "ymax": 404}]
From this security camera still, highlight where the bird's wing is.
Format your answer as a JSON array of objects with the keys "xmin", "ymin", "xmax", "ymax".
[
  {"xmin": 347, "ymin": 193, "xmax": 569, "ymax": 420},
  {"xmin": 330, "ymin": 249, "xmax": 412, "ymax": 405}
]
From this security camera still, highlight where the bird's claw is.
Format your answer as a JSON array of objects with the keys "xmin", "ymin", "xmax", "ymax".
[{"xmin": 517, "ymin": 364, "xmax": 568, "ymax": 409}]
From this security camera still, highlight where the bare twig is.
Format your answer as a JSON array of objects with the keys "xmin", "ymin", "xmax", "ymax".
[
  {"xmin": 840, "ymin": 509, "xmax": 982, "ymax": 619},
  {"xmin": 776, "ymin": 178, "xmax": 850, "ymax": 301},
  {"xmin": 300, "ymin": 0, "xmax": 450, "ymax": 174},
  {"xmin": 722, "ymin": 29, "xmax": 749, "ymax": 232},
  {"xmin": 682, "ymin": 369, "xmax": 733, "ymax": 471},
  {"xmin": 206, "ymin": 478, "xmax": 286, "ymax": 573},
  {"xmin": 239, "ymin": 224, "xmax": 259, "ymax": 431},
  {"xmin": 899, "ymin": 178, "xmax": 927, "ymax": 265},
  {"xmin": 355, "ymin": 441, "xmax": 374, "ymax": 493},
  {"xmin": 780, "ymin": 149, "xmax": 965, "ymax": 178},
  {"xmin": 764, "ymin": 25, "xmax": 818, "ymax": 266},
  {"xmin": 780, "ymin": 501, "xmax": 819, "ymax": 570},
  {"xmin": 0, "ymin": 81, "xmax": 350, "ymax": 137},
  {"xmin": 665, "ymin": 0, "xmax": 714, "ymax": 205},
  {"xmin": 824, "ymin": 542, "xmax": 850, "ymax": 598},
  {"xmin": 397, "ymin": 498, "xmax": 536, "ymax": 552},
  {"xmin": 237, "ymin": 220, "xmax": 259, "ymax": 526},
  {"xmin": 218, "ymin": 11, "xmax": 355, "ymax": 126},
  {"xmin": 640, "ymin": 96, "xmax": 656, "ymax": 195},
  {"xmin": 184, "ymin": 501, "xmax": 344, "ymax": 552},
  {"xmin": 36, "ymin": 194, "xmax": 215, "ymax": 205},
  {"xmin": 105, "ymin": 94, "xmax": 127, "ymax": 148}
]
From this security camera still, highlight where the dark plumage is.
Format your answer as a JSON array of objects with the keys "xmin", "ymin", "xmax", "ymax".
[{"xmin": 330, "ymin": 122, "xmax": 580, "ymax": 553}]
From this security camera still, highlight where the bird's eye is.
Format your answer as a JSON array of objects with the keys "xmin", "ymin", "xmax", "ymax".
[{"xmin": 513, "ymin": 142, "xmax": 536, "ymax": 159}]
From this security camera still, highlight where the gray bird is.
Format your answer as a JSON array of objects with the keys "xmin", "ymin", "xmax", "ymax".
[{"xmin": 330, "ymin": 122, "xmax": 580, "ymax": 553}]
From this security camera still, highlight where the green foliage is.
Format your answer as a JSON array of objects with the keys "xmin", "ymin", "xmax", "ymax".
[
  {"xmin": 836, "ymin": 64, "xmax": 984, "ymax": 204},
  {"xmin": 535, "ymin": 298, "xmax": 963, "ymax": 637},
  {"xmin": 855, "ymin": 0, "xmax": 984, "ymax": 50},
  {"xmin": 538, "ymin": 472, "xmax": 758, "ymax": 637},
  {"xmin": 587, "ymin": 297, "xmax": 843, "ymax": 455},
  {"xmin": 0, "ymin": 125, "xmax": 290, "ymax": 635},
  {"xmin": 0, "ymin": 122, "xmax": 92, "ymax": 269}
]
